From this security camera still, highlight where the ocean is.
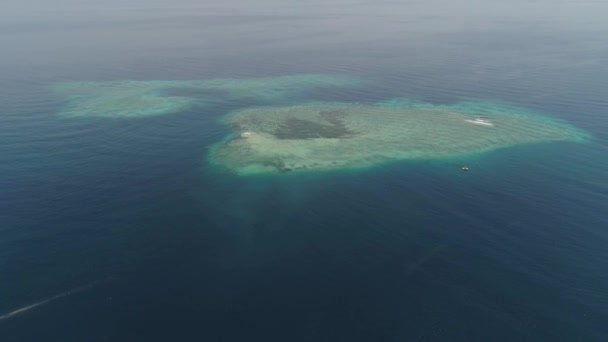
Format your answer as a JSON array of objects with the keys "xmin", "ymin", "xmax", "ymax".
[{"xmin": 1, "ymin": 1, "xmax": 607, "ymax": 340}]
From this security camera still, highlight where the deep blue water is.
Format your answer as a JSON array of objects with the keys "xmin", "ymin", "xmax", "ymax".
[{"xmin": 1, "ymin": 1, "xmax": 608, "ymax": 341}]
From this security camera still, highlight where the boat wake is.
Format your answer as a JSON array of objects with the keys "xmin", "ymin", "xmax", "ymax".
[{"xmin": 0, "ymin": 281, "xmax": 99, "ymax": 321}]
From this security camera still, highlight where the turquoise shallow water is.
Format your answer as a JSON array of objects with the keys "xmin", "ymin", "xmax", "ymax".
[
  {"xmin": 1, "ymin": 1, "xmax": 608, "ymax": 341},
  {"xmin": 208, "ymin": 98, "xmax": 588, "ymax": 174}
]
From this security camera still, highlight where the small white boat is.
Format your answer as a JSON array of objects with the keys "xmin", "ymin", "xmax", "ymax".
[{"xmin": 465, "ymin": 118, "xmax": 494, "ymax": 126}]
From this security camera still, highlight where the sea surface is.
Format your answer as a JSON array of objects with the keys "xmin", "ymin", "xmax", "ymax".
[{"xmin": 1, "ymin": 1, "xmax": 608, "ymax": 341}]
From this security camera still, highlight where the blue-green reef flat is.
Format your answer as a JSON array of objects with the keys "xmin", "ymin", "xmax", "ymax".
[
  {"xmin": 209, "ymin": 99, "xmax": 588, "ymax": 175},
  {"xmin": 52, "ymin": 75, "xmax": 589, "ymax": 175},
  {"xmin": 51, "ymin": 75, "xmax": 363, "ymax": 118}
]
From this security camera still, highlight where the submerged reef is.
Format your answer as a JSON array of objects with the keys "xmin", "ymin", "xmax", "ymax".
[
  {"xmin": 209, "ymin": 100, "xmax": 589, "ymax": 175},
  {"xmin": 52, "ymin": 74, "xmax": 363, "ymax": 118},
  {"xmin": 51, "ymin": 74, "xmax": 589, "ymax": 175}
]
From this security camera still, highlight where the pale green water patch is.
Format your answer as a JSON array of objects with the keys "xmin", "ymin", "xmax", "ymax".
[
  {"xmin": 51, "ymin": 74, "xmax": 363, "ymax": 118},
  {"xmin": 209, "ymin": 100, "xmax": 589, "ymax": 175}
]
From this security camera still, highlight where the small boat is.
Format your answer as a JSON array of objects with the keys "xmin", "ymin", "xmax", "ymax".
[{"xmin": 462, "ymin": 166, "xmax": 469, "ymax": 171}]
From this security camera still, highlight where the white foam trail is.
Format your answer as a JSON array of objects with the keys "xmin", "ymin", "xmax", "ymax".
[{"xmin": 0, "ymin": 281, "xmax": 98, "ymax": 321}]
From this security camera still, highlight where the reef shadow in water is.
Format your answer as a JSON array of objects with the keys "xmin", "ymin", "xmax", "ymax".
[{"xmin": 274, "ymin": 109, "xmax": 355, "ymax": 139}]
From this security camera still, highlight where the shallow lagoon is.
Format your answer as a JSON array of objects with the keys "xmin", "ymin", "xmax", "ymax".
[
  {"xmin": 210, "ymin": 100, "xmax": 589, "ymax": 175},
  {"xmin": 51, "ymin": 75, "xmax": 363, "ymax": 118},
  {"xmin": 52, "ymin": 75, "xmax": 589, "ymax": 175}
]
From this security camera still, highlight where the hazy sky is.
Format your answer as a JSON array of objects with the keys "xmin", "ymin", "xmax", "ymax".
[
  {"xmin": 1, "ymin": 0, "xmax": 607, "ymax": 78},
  {"xmin": 3, "ymin": 0, "xmax": 608, "ymax": 31}
]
